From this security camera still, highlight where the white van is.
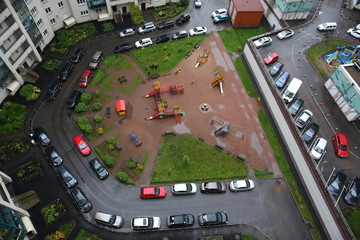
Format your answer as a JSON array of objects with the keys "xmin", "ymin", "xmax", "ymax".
[
  {"xmin": 317, "ymin": 22, "xmax": 337, "ymax": 31},
  {"xmin": 282, "ymin": 78, "xmax": 302, "ymax": 103}
]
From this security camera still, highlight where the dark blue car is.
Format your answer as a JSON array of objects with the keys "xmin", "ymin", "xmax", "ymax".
[{"xmin": 275, "ymin": 72, "xmax": 290, "ymax": 88}]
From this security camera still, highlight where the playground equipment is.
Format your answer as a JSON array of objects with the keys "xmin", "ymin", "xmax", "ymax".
[
  {"xmin": 324, "ymin": 45, "xmax": 360, "ymax": 70},
  {"xmin": 210, "ymin": 116, "xmax": 231, "ymax": 136},
  {"xmin": 115, "ymin": 100, "xmax": 126, "ymax": 115},
  {"xmin": 145, "ymin": 81, "xmax": 184, "ymax": 123},
  {"xmin": 211, "ymin": 68, "xmax": 224, "ymax": 94},
  {"xmin": 195, "ymin": 49, "xmax": 210, "ymax": 68},
  {"xmin": 130, "ymin": 132, "xmax": 142, "ymax": 146}
]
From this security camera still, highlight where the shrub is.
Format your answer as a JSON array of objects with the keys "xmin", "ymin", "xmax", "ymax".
[
  {"xmin": 96, "ymin": 127, "xmax": 104, "ymax": 135},
  {"xmin": 19, "ymin": 84, "xmax": 41, "ymax": 101},
  {"xmin": 130, "ymin": 3, "xmax": 145, "ymax": 26},
  {"xmin": 92, "ymin": 102, "xmax": 103, "ymax": 111},
  {"xmin": 76, "ymin": 117, "xmax": 93, "ymax": 134},
  {"xmin": 236, "ymin": 45, "xmax": 243, "ymax": 52},
  {"xmin": 94, "ymin": 91, "xmax": 101, "ymax": 99},
  {"xmin": 107, "ymin": 136, "xmax": 117, "ymax": 144},
  {"xmin": 128, "ymin": 161, "xmax": 138, "ymax": 169},
  {"xmin": 102, "ymin": 22, "xmax": 114, "ymax": 32},
  {"xmin": 102, "ymin": 155, "xmax": 114, "ymax": 168},
  {"xmin": 80, "ymin": 92, "xmax": 92, "ymax": 104},
  {"xmin": 116, "ymin": 170, "xmax": 131, "ymax": 184},
  {"xmin": 93, "ymin": 115, "xmax": 103, "ymax": 123},
  {"xmin": 75, "ymin": 102, "xmax": 88, "ymax": 114},
  {"xmin": 76, "ymin": 117, "xmax": 89, "ymax": 125}
]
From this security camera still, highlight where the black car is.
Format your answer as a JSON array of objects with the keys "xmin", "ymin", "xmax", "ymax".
[
  {"xmin": 167, "ymin": 214, "xmax": 195, "ymax": 228},
  {"xmin": 89, "ymin": 158, "xmax": 109, "ymax": 180},
  {"xmin": 327, "ymin": 171, "xmax": 347, "ymax": 195},
  {"xmin": 156, "ymin": 34, "xmax": 170, "ymax": 44},
  {"xmin": 269, "ymin": 61, "xmax": 284, "ymax": 76},
  {"xmin": 198, "ymin": 211, "xmax": 228, "ymax": 226},
  {"xmin": 57, "ymin": 165, "xmax": 78, "ymax": 188},
  {"xmin": 176, "ymin": 14, "xmax": 190, "ymax": 25},
  {"xmin": 71, "ymin": 48, "xmax": 86, "ymax": 63},
  {"xmin": 157, "ymin": 20, "xmax": 174, "ymax": 30},
  {"xmin": 344, "ymin": 177, "xmax": 360, "ymax": 205},
  {"xmin": 70, "ymin": 188, "xmax": 92, "ymax": 213},
  {"xmin": 114, "ymin": 43, "xmax": 132, "ymax": 54},
  {"xmin": 301, "ymin": 123, "xmax": 319, "ymax": 143},
  {"xmin": 172, "ymin": 30, "xmax": 188, "ymax": 40},
  {"xmin": 57, "ymin": 63, "xmax": 74, "ymax": 82},
  {"xmin": 66, "ymin": 90, "xmax": 82, "ymax": 109},
  {"xmin": 46, "ymin": 81, "xmax": 62, "ymax": 101},
  {"xmin": 34, "ymin": 127, "xmax": 51, "ymax": 146},
  {"xmin": 288, "ymin": 98, "xmax": 304, "ymax": 116},
  {"xmin": 45, "ymin": 146, "xmax": 63, "ymax": 166}
]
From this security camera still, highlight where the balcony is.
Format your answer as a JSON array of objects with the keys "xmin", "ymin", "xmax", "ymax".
[{"xmin": 86, "ymin": 0, "xmax": 107, "ymax": 10}]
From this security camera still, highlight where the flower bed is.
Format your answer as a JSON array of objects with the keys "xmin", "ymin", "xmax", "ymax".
[
  {"xmin": 16, "ymin": 159, "xmax": 44, "ymax": 183},
  {"xmin": 41, "ymin": 199, "xmax": 66, "ymax": 225}
]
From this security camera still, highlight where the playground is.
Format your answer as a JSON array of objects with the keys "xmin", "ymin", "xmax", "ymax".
[
  {"xmin": 324, "ymin": 45, "xmax": 360, "ymax": 70},
  {"xmin": 84, "ymin": 33, "xmax": 279, "ymax": 185}
]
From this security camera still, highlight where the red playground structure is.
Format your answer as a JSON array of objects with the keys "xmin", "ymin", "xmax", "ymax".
[
  {"xmin": 211, "ymin": 68, "xmax": 224, "ymax": 94},
  {"xmin": 145, "ymin": 81, "xmax": 184, "ymax": 123}
]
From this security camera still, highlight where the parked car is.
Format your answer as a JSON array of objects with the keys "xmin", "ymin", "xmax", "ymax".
[
  {"xmin": 294, "ymin": 109, "xmax": 313, "ymax": 128},
  {"xmin": 131, "ymin": 216, "xmax": 161, "ymax": 230},
  {"xmin": 301, "ymin": 123, "xmax": 320, "ymax": 143},
  {"xmin": 46, "ymin": 81, "xmax": 62, "ymax": 101},
  {"xmin": 229, "ymin": 179, "xmax": 255, "ymax": 192},
  {"xmin": 189, "ymin": 26, "xmax": 207, "ymax": 36},
  {"xmin": 213, "ymin": 13, "xmax": 229, "ymax": 23},
  {"xmin": 347, "ymin": 28, "xmax": 360, "ymax": 39},
  {"xmin": 119, "ymin": 28, "xmax": 135, "ymax": 38},
  {"xmin": 263, "ymin": 53, "xmax": 279, "ymax": 65},
  {"xmin": 94, "ymin": 211, "xmax": 124, "ymax": 228},
  {"xmin": 34, "ymin": 127, "xmax": 51, "ymax": 146},
  {"xmin": 327, "ymin": 171, "xmax": 347, "ymax": 195},
  {"xmin": 333, "ymin": 134, "xmax": 348, "ymax": 158},
  {"xmin": 167, "ymin": 214, "xmax": 195, "ymax": 228},
  {"xmin": 317, "ymin": 22, "xmax": 337, "ymax": 31},
  {"xmin": 171, "ymin": 183, "xmax": 197, "ymax": 195},
  {"xmin": 139, "ymin": 186, "xmax": 167, "ymax": 199},
  {"xmin": 138, "ymin": 22, "xmax": 156, "ymax": 34},
  {"xmin": 45, "ymin": 146, "xmax": 63, "ymax": 166},
  {"xmin": 157, "ymin": 20, "xmax": 174, "ymax": 30},
  {"xmin": 211, "ymin": 8, "xmax": 227, "ymax": 18},
  {"xmin": 176, "ymin": 14, "xmax": 190, "ymax": 25},
  {"xmin": 79, "ymin": 70, "xmax": 93, "ymax": 87},
  {"xmin": 194, "ymin": 0, "xmax": 201, "ymax": 7},
  {"xmin": 66, "ymin": 90, "xmax": 82, "ymax": 109},
  {"xmin": 344, "ymin": 177, "xmax": 360, "ymax": 205},
  {"xmin": 198, "ymin": 211, "xmax": 228, "ymax": 226},
  {"xmin": 114, "ymin": 43, "xmax": 132, "ymax": 53},
  {"xmin": 135, "ymin": 38, "xmax": 153, "ymax": 48},
  {"xmin": 71, "ymin": 48, "xmax": 86, "ymax": 63},
  {"xmin": 57, "ymin": 63, "xmax": 74, "ymax": 82},
  {"xmin": 172, "ymin": 30, "xmax": 188, "ymax": 40},
  {"xmin": 89, "ymin": 158, "xmax": 109, "ymax": 180},
  {"xmin": 277, "ymin": 29, "xmax": 294, "ymax": 39},
  {"xmin": 156, "ymin": 34, "xmax": 170, "ymax": 44},
  {"xmin": 310, "ymin": 138, "xmax": 327, "ymax": 160},
  {"xmin": 70, "ymin": 187, "xmax": 92, "ymax": 213},
  {"xmin": 57, "ymin": 165, "xmax": 78, "ymax": 188},
  {"xmin": 288, "ymin": 97, "xmax": 304, "ymax": 116},
  {"xmin": 88, "ymin": 50, "xmax": 103, "ymax": 70},
  {"xmin": 73, "ymin": 135, "xmax": 91, "ymax": 156},
  {"xmin": 200, "ymin": 181, "xmax": 226, "ymax": 193},
  {"xmin": 269, "ymin": 61, "xmax": 284, "ymax": 76},
  {"xmin": 275, "ymin": 71, "xmax": 290, "ymax": 88},
  {"xmin": 253, "ymin": 37, "xmax": 272, "ymax": 48}
]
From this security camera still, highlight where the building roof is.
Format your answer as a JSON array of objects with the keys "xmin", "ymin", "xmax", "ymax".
[{"xmin": 233, "ymin": 0, "xmax": 264, "ymax": 12}]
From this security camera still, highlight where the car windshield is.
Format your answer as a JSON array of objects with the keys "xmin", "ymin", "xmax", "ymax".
[
  {"xmin": 259, "ymin": 38, "xmax": 266, "ymax": 44},
  {"xmin": 80, "ymin": 77, "xmax": 87, "ymax": 83},
  {"xmin": 109, "ymin": 215, "xmax": 116, "ymax": 225},
  {"xmin": 314, "ymin": 146, "xmax": 323, "ymax": 154},
  {"xmin": 339, "ymin": 144, "xmax": 347, "ymax": 150},
  {"xmin": 39, "ymin": 133, "xmax": 47, "ymax": 141},
  {"xmin": 349, "ymin": 188, "xmax": 358, "ymax": 197},
  {"xmin": 78, "ymin": 198, "xmax": 88, "ymax": 207},
  {"xmin": 64, "ymin": 175, "xmax": 73, "ymax": 183},
  {"xmin": 79, "ymin": 142, "xmax": 87, "ymax": 150},
  {"xmin": 147, "ymin": 217, "xmax": 153, "ymax": 227},
  {"xmin": 267, "ymin": 56, "xmax": 274, "ymax": 61},
  {"xmin": 285, "ymin": 90, "xmax": 294, "ymax": 98},
  {"xmin": 50, "ymin": 152, "xmax": 59, "ymax": 159}
]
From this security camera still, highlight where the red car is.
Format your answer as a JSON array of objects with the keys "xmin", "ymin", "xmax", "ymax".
[
  {"xmin": 73, "ymin": 135, "xmax": 91, "ymax": 156},
  {"xmin": 333, "ymin": 134, "xmax": 348, "ymax": 158},
  {"xmin": 79, "ymin": 70, "xmax": 93, "ymax": 87},
  {"xmin": 139, "ymin": 186, "xmax": 167, "ymax": 199},
  {"xmin": 263, "ymin": 53, "xmax": 279, "ymax": 65}
]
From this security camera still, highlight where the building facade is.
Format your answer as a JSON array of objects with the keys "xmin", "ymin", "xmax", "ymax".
[
  {"xmin": 265, "ymin": 0, "xmax": 315, "ymax": 20},
  {"xmin": 228, "ymin": 0, "xmax": 264, "ymax": 28}
]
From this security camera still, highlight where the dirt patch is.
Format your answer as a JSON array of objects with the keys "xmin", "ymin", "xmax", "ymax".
[{"xmin": 81, "ymin": 33, "xmax": 281, "ymax": 185}]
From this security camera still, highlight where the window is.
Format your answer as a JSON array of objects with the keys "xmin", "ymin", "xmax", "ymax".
[
  {"xmin": 80, "ymin": 10, "xmax": 89, "ymax": 16},
  {"xmin": 30, "ymin": 6, "xmax": 37, "ymax": 16},
  {"xmin": 45, "ymin": 7, "xmax": 51, "ymax": 14},
  {"xmin": 41, "ymin": 0, "xmax": 47, "ymax": 2},
  {"xmin": 36, "ymin": 19, "xmax": 43, "ymax": 27},
  {"xmin": 50, "ymin": 18, "xmax": 56, "ymax": 25},
  {"xmin": 58, "ymin": 1, "xmax": 64, "ymax": 8},
  {"xmin": 77, "ymin": 0, "xmax": 86, "ymax": 5},
  {"xmin": 43, "ymin": 30, "xmax": 48, "ymax": 37}
]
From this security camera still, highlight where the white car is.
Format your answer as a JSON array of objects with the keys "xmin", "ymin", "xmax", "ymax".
[
  {"xmin": 211, "ymin": 8, "xmax": 227, "ymax": 18},
  {"xmin": 135, "ymin": 38, "xmax": 153, "ymax": 48},
  {"xmin": 131, "ymin": 216, "xmax": 161, "ymax": 230},
  {"xmin": 229, "ymin": 179, "xmax": 255, "ymax": 192},
  {"xmin": 253, "ymin": 37, "xmax": 272, "ymax": 48},
  {"xmin": 171, "ymin": 183, "xmax": 197, "ymax": 195},
  {"xmin": 294, "ymin": 109, "xmax": 313, "ymax": 128},
  {"xmin": 347, "ymin": 28, "xmax": 360, "ymax": 39},
  {"xmin": 119, "ymin": 28, "xmax": 135, "ymax": 38},
  {"xmin": 277, "ymin": 29, "xmax": 294, "ymax": 39},
  {"xmin": 195, "ymin": 0, "xmax": 201, "ymax": 7},
  {"xmin": 189, "ymin": 26, "xmax": 207, "ymax": 36},
  {"xmin": 310, "ymin": 138, "xmax": 327, "ymax": 160}
]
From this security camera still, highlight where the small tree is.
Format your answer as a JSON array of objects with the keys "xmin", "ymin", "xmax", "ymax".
[
  {"xmin": 92, "ymin": 102, "xmax": 103, "ymax": 111},
  {"xmin": 80, "ymin": 92, "xmax": 92, "ymax": 104},
  {"xmin": 75, "ymin": 102, "xmax": 88, "ymax": 114},
  {"xmin": 107, "ymin": 136, "xmax": 117, "ymax": 144},
  {"xmin": 102, "ymin": 155, "xmax": 114, "ymax": 168},
  {"xmin": 93, "ymin": 115, "xmax": 103, "ymax": 123},
  {"xmin": 116, "ymin": 170, "xmax": 131, "ymax": 183},
  {"xmin": 19, "ymin": 84, "xmax": 41, "ymax": 101},
  {"xmin": 96, "ymin": 127, "xmax": 104, "ymax": 135}
]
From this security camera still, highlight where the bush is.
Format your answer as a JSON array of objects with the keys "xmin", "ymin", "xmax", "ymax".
[
  {"xmin": 102, "ymin": 155, "xmax": 115, "ymax": 168},
  {"xmin": 96, "ymin": 127, "xmax": 104, "ymax": 135},
  {"xmin": 130, "ymin": 3, "xmax": 145, "ymax": 26},
  {"xmin": 92, "ymin": 102, "xmax": 103, "ymax": 111},
  {"xmin": 75, "ymin": 102, "xmax": 88, "ymax": 114},
  {"xmin": 116, "ymin": 170, "xmax": 131, "ymax": 184},
  {"xmin": 19, "ymin": 84, "xmax": 41, "ymax": 101},
  {"xmin": 128, "ymin": 161, "xmax": 138, "ymax": 169},
  {"xmin": 75, "ymin": 117, "xmax": 93, "ymax": 134},
  {"xmin": 80, "ymin": 92, "xmax": 92, "ymax": 104},
  {"xmin": 93, "ymin": 115, "xmax": 103, "ymax": 123},
  {"xmin": 107, "ymin": 136, "xmax": 117, "ymax": 144}
]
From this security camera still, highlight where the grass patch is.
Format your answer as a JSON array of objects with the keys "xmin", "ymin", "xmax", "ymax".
[
  {"xmin": 234, "ymin": 57, "xmax": 257, "ymax": 98},
  {"xmin": 101, "ymin": 22, "xmax": 114, "ymax": 32},
  {"xmin": 91, "ymin": 69, "xmax": 106, "ymax": 86},
  {"xmin": 151, "ymin": 2, "xmax": 188, "ymax": 21},
  {"xmin": 343, "ymin": 207, "xmax": 360, "ymax": 239},
  {"xmin": 0, "ymin": 138, "xmax": 31, "ymax": 164},
  {"xmin": 99, "ymin": 74, "xmax": 115, "ymax": 91},
  {"xmin": 0, "ymin": 102, "xmax": 28, "ymax": 135},
  {"xmin": 16, "ymin": 158, "xmax": 43, "ymax": 183},
  {"xmin": 152, "ymin": 134, "xmax": 247, "ymax": 184},
  {"xmin": 254, "ymin": 168, "xmax": 273, "ymax": 179},
  {"xmin": 258, "ymin": 109, "xmax": 321, "ymax": 239},
  {"xmin": 75, "ymin": 229, "xmax": 103, "ymax": 240},
  {"xmin": 120, "ymin": 72, "xmax": 143, "ymax": 94},
  {"xmin": 103, "ymin": 54, "xmax": 123, "ymax": 68},
  {"xmin": 242, "ymin": 235, "xmax": 259, "ymax": 240},
  {"xmin": 115, "ymin": 58, "xmax": 133, "ymax": 71},
  {"xmin": 41, "ymin": 58, "xmax": 62, "ymax": 71},
  {"xmin": 130, "ymin": 35, "xmax": 207, "ymax": 75},
  {"xmin": 45, "ymin": 220, "xmax": 75, "ymax": 240}
]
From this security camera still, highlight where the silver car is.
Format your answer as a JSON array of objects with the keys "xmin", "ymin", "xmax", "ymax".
[
  {"xmin": 138, "ymin": 22, "xmax": 155, "ymax": 34},
  {"xmin": 119, "ymin": 28, "xmax": 135, "ymax": 38},
  {"xmin": 172, "ymin": 183, "xmax": 197, "ymax": 195},
  {"xmin": 294, "ymin": 109, "xmax": 313, "ymax": 128}
]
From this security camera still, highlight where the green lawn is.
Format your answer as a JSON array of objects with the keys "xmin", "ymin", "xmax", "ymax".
[
  {"xmin": 234, "ymin": 57, "xmax": 257, "ymax": 98},
  {"xmin": 0, "ymin": 102, "xmax": 28, "ymax": 135},
  {"xmin": 152, "ymin": 134, "xmax": 248, "ymax": 183},
  {"xmin": 343, "ymin": 207, "xmax": 360, "ymax": 239}
]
